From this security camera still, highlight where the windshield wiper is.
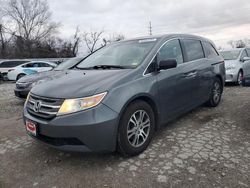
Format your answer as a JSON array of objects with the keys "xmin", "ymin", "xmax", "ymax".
[
  {"xmin": 76, "ymin": 65, "xmax": 131, "ymax": 70},
  {"xmin": 93, "ymin": 65, "xmax": 127, "ymax": 69}
]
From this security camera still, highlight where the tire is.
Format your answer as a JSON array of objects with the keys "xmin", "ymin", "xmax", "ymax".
[
  {"xmin": 236, "ymin": 70, "xmax": 243, "ymax": 86},
  {"xmin": 206, "ymin": 77, "xmax": 223, "ymax": 107},
  {"xmin": 16, "ymin": 73, "xmax": 26, "ymax": 81},
  {"xmin": 117, "ymin": 100, "xmax": 155, "ymax": 157}
]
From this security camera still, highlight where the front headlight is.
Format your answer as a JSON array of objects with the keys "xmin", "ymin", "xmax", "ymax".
[
  {"xmin": 57, "ymin": 92, "xmax": 107, "ymax": 116},
  {"xmin": 16, "ymin": 82, "xmax": 30, "ymax": 88}
]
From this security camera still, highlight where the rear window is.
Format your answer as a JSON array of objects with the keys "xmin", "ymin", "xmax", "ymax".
[
  {"xmin": 203, "ymin": 42, "xmax": 219, "ymax": 58},
  {"xmin": 182, "ymin": 39, "xmax": 205, "ymax": 61},
  {"xmin": 0, "ymin": 61, "xmax": 29, "ymax": 68}
]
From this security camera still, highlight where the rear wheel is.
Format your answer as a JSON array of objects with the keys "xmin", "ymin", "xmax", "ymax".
[
  {"xmin": 236, "ymin": 70, "xmax": 243, "ymax": 85},
  {"xmin": 117, "ymin": 100, "xmax": 155, "ymax": 156},
  {"xmin": 206, "ymin": 77, "xmax": 223, "ymax": 107},
  {"xmin": 16, "ymin": 73, "xmax": 26, "ymax": 81}
]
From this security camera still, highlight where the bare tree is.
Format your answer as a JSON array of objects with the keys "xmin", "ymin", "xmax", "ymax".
[
  {"xmin": 71, "ymin": 26, "xmax": 81, "ymax": 56},
  {"xmin": 235, "ymin": 40, "xmax": 246, "ymax": 48},
  {"xmin": 0, "ymin": 23, "xmax": 6, "ymax": 57},
  {"xmin": 4, "ymin": 0, "xmax": 58, "ymax": 42},
  {"xmin": 0, "ymin": 20, "xmax": 13, "ymax": 58},
  {"xmin": 228, "ymin": 39, "xmax": 248, "ymax": 49},
  {"xmin": 83, "ymin": 30, "xmax": 104, "ymax": 54},
  {"xmin": 103, "ymin": 33, "xmax": 125, "ymax": 46}
]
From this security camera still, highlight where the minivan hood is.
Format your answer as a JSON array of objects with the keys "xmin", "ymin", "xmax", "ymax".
[
  {"xmin": 224, "ymin": 60, "xmax": 238, "ymax": 68},
  {"xmin": 31, "ymin": 69, "xmax": 130, "ymax": 99}
]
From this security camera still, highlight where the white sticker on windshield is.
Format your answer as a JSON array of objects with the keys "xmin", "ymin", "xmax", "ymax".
[{"xmin": 139, "ymin": 38, "xmax": 157, "ymax": 43}]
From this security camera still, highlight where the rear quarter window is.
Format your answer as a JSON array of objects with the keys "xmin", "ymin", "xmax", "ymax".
[
  {"xmin": 203, "ymin": 42, "xmax": 219, "ymax": 58},
  {"xmin": 182, "ymin": 39, "xmax": 205, "ymax": 61}
]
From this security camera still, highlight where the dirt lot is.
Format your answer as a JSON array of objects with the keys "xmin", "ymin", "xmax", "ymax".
[{"xmin": 0, "ymin": 83, "xmax": 250, "ymax": 188}]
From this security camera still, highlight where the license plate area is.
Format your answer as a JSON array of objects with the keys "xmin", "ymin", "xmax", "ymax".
[{"xmin": 26, "ymin": 120, "xmax": 37, "ymax": 136}]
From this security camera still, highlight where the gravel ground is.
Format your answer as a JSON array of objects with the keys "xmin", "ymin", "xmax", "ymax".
[{"xmin": 0, "ymin": 83, "xmax": 250, "ymax": 188}]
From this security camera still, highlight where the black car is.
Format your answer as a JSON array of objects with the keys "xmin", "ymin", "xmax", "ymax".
[{"xmin": 15, "ymin": 57, "xmax": 85, "ymax": 99}]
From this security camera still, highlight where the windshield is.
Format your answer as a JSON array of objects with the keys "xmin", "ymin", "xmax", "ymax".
[
  {"xmin": 77, "ymin": 39, "xmax": 157, "ymax": 69},
  {"xmin": 54, "ymin": 57, "xmax": 83, "ymax": 70},
  {"xmin": 220, "ymin": 50, "xmax": 241, "ymax": 60}
]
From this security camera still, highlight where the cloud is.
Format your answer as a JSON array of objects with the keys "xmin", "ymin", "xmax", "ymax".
[{"xmin": 48, "ymin": 0, "xmax": 250, "ymax": 47}]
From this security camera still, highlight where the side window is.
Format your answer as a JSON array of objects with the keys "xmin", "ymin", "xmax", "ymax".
[
  {"xmin": 157, "ymin": 39, "xmax": 183, "ymax": 65},
  {"xmin": 32, "ymin": 63, "xmax": 39, "ymax": 68},
  {"xmin": 39, "ymin": 63, "xmax": 49, "ymax": 67},
  {"xmin": 145, "ymin": 57, "xmax": 157, "ymax": 74},
  {"xmin": 22, "ymin": 63, "xmax": 33, "ymax": 68},
  {"xmin": 0, "ymin": 62, "xmax": 11, "ymax": 67},
  {"xmin": 246, "ymin": 49, "xmax": 250, "ymax": 57},
  {"xmin": 203, "ymin": 42, "xmax": 219, "ymax": 58},
  {"xmin": 182, "ymin": 39, "xmax": 204, "ymax": 61},
  {"xmin": 241, "ymin": 50, "xmax": 248, "ymax": 59}
]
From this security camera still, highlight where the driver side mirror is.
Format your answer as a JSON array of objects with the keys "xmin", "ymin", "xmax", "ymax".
[
  {"xmin": 242, "ymin": 57, "xmax": 250, "ymax": 62},
  {"xmin": 158, "ymin": 59, "xmax": 177, "ymax": 70}
]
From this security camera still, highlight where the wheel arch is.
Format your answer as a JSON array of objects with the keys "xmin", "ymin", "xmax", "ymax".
[
  {"xmin": 117, "ymin": 94, "xmax": 160, "ymax": 132},
  {"xmin": 215, "ymin": 74, "xmax": 224, "ymax": 92},
  {"xmin": 16, "ymin": 73, "xmax": 26, "ymax": 81}
]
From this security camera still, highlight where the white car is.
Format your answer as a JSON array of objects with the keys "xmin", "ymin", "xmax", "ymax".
[
  {"xmin": 7, "ymin": 61, "xmax": 57, "ymax": 81},
  {"xmin": 219, "ymin": 48, "xmax": 250, "ymax": 85},
  {"xmin": 0, "ymin": 60, "xmax": 30, "ymax": 80}
]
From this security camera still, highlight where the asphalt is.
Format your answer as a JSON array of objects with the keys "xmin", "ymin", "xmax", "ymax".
[{"xmin": 0, "ymin": 83, "xmax": 250, "ymax": 188}]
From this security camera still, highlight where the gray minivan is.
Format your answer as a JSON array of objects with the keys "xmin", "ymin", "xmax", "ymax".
[{"xmin": 23, "ymin": 34, "xmax": 225, "ymax": 156}]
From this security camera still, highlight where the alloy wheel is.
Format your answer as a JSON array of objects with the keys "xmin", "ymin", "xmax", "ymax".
[
  {"xmin": 127, "ymin": 110, "xmax": 150, "ymax": 148},
  {"xmin": 212, "ymin": 82, "xmax": 221, "ymax": 104}
]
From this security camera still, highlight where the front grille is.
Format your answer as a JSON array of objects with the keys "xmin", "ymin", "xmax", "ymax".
[{"xmin": 27, "ymin": 94, "xmax": 64, "ymax": 119}]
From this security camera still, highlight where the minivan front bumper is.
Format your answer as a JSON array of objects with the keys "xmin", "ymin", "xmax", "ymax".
[{"xmin": 23, "ymin": 103, "xmax": 119, "ymax": 153}]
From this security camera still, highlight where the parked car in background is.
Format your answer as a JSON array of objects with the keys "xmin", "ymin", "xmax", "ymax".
[
  {"xmin": 7, "ymin": 61, "xmax": 57, "ymax": 81},
  {"xmin": 15, "ymin": 57, "xmax": 85, "ymax": 99},
  {"xmin": 219, "ymin": 48, "xmax": 250, "ymax": 85},
  {"xmin": 24, "ymin": 34, "xmax": 225, "ymax": 156},
  {"xmin": 0, "ymin": 60, "xmax": 30, "ymax": 80}
]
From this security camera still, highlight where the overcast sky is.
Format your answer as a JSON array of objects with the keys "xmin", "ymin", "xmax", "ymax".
[{"xmin": 48, "ymin": 0, "xmax": 250, "ymax": 48}]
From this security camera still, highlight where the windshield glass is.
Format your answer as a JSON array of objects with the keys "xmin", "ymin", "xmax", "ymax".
[
  {"xmin": 77, "ymin": 39, "xmax": 157, "ymax": 69},
  {"xmin": 220, "ymin": 50, "xmax": 241, "ymax": 60},
  {"xmin": 54, "ymin": 57, "xmax": 83, "ymax": 70}
]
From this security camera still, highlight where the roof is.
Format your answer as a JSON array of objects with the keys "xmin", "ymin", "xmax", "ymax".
[
  {"xmin": 219, "ymin": 48, "xmax": 245, "ymax": 52},
  {"xmin": 123, "ymin": 33, "xmax": 214, "ymax": 44}
]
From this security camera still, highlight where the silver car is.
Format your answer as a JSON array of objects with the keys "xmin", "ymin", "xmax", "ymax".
[{"xmin": 219, "ymin": 48, "xmax": 250, "ymax": 85}]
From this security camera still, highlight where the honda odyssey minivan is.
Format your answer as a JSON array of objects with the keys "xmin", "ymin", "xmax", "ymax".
[{"xmin": 23, "ymin": 34, "xmax": 225, "ymax": 156}]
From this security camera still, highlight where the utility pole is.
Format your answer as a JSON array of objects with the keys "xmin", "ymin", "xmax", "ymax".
[{"xmin": 149, "ymin": 21, "xmax": 152, "ymax": 36}]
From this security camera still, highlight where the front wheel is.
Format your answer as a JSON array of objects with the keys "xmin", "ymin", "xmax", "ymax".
[
  {"xmin": 117, "ymin": 100, "xmax": 155, "ymax": 156},
  {"xmin": 206, "ymin": 78, "xmax": 223, "ymax": 107}
]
